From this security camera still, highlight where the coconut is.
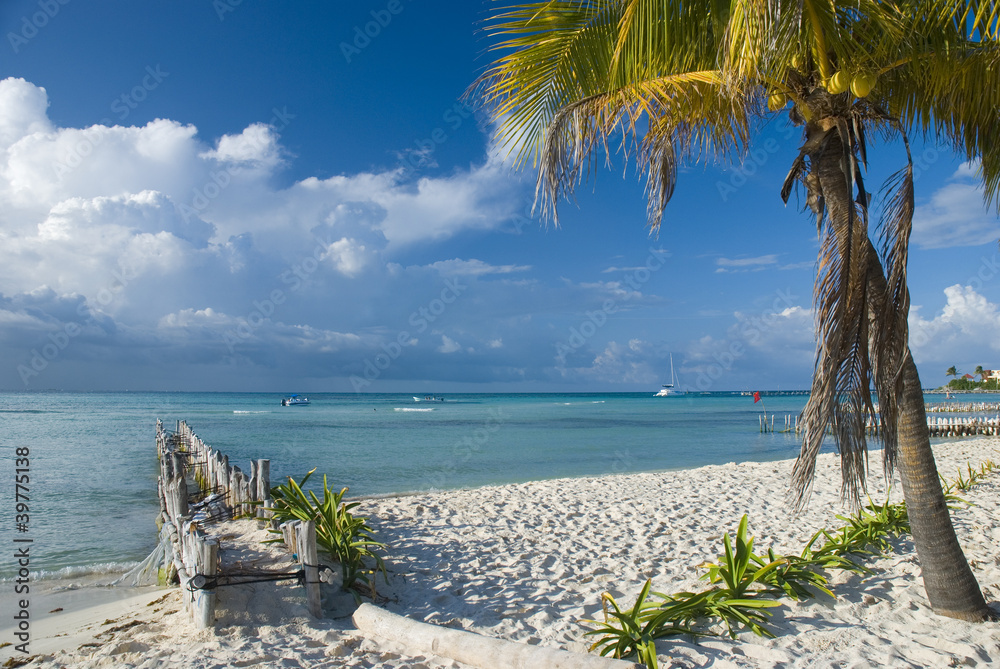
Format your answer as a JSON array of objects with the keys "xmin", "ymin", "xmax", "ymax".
[
  {"xmin": 767, "ymin": 92, "xmax": 788, "ymax": 111},
  {"xmin": 851, "ymin": 72, "xmax": 877, "ymax": 98},
  {"xmin": 827, "ymin": 70, "xmax": 851, "ymax": 94}
]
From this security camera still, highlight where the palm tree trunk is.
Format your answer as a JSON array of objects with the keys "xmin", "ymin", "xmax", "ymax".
[
  {"xmin": 811, "ymin": 124, "xmax": 990, "ymax": 621},
  {"xmin": 895, "ymin": 354, "xmax": 991, "ymax": 621}
]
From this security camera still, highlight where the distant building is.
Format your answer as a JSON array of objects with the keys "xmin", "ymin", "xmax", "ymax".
[{"xmin": 984, "ymin": 369, "xmax": 1000, "ymax": 381}]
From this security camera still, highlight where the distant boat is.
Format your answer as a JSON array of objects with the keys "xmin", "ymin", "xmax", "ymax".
[
  {"xmin": 281, "ymin": 395, "xmax": 310, "ymax": 406},
  {"xmin": 655, "ymin": 355, "xmax": 684, "ymax": 397},
  {"xmin": 413, "ymin": 395, "xmax": 444, "ymax": 402}
]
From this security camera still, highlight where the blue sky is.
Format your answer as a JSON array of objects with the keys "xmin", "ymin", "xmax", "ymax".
[{"xmin": 1, "ymin": 0, "xmax": 998, "ymax": 393}]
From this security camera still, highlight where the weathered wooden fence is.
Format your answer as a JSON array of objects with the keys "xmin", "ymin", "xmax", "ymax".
[
  {"xmin": 926, "ymin": 415, "xmax": 1000, "ymax": 437},
  {"xmin": 926, "ymin": 402, "xmax": 1000, "ymax": 414},
  {"xmin": 155, "ymin": 419, "xmax": 323, "ymax": 627},
  {"xmin": 769, "ymin": 412, "xmax": 1000, "ymax": 437}
]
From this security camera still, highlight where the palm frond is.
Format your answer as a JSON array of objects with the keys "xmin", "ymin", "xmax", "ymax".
[
  {"xmin": 792, "ymin": 119, "xmax": 880, "ymax": 509},
  {"xmin": 869, "ymin": 127, "xmax": 915, "ymax": 478}
]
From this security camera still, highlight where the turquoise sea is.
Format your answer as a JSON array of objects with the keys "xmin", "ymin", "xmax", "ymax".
[{"xmin": 1, "ymin": 390, "xmax": 995, "ymax": 581}]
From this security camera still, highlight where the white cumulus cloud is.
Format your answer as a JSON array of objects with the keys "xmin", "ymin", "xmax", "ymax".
[{"xmin": 909, "ymin": 284, "xmax": 1000, "ymax": 366}]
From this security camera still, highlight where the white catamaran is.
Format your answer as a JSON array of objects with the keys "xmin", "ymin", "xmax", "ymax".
[{"xmin": 655, "ymin": 354, "xmax": 684, "ymax": 397}]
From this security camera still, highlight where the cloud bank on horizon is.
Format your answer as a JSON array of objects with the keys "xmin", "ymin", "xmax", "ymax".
[{"xmin": 1, "ymin": 76, "xmax": 998, "ymax": 392}]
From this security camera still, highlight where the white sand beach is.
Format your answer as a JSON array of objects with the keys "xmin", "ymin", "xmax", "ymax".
[{"xmin": 4, "ymin": 437, "xmax": 999, "ymax": 668}]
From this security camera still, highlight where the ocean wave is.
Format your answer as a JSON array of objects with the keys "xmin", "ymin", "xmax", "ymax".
[
  {"xmin": 0, "ymin": 561, "xmax": 138, "ymax": 583},
  {"xmin": 233, "ymin": 410, "xmax": 269, "ymax": 414},
  {"xmin": 394, "ymin": 407, "xmax": 435, "ymax": 412}
]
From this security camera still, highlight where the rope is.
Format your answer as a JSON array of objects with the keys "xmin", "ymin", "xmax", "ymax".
[
  {"xmin": 186, "ymin": 565, "xmax": 333, "ymax": 591},
  {"xmin": 187, "ymin": 570, "xmax": 303, "ymax": 591}
]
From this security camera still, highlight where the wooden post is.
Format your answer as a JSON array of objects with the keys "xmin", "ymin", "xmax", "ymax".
[
  {"xmin": 220, "ymin": 455, "xmax": 230, "ymax": 504},
  {"xmin": 176, "ymin": 476, "xmax": 189, "ymax": 519},
  {"xmin": 195, "ymin": 537, "xmax": 219, "ymax": 629},
  {"xmin": 171, "ymin": 452, "xmax": 184, "ymax": 482},
  {"xmin": 257, "ymin": 459, "xmax": 270, "ymax": 512},
  {"xmin": 298, "ymin": 520, "xmax": 323, "ymax": 618},
  {"xmin": 263, "ymin": 498, "xmax": 275, "ymax": 527},
  {"xmin": 281, "ymin": 520, "xmax": 297, "ymax": 552}
]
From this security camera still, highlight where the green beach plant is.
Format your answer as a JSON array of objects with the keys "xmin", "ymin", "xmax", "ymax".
[
  {"xmin": 657, "ymin": 587, "xmax": 781, "ymax": 640},
  {"xmin": 826, "ymin": 496, "xmax": 910, "ymax": 556},
  {"xmin": 310, "ymin": 476, "xmax": 388, "ymax": 597},
  {"xmin": 585, "ymin": 515, "xmax": 786, "ymax": 666},
  {"xmin": 702, "ymin": 515, "xmax": 843, "ymax": 602},
  {"xmin": 938, "ymin": 457, "xmax": 1000, "ymax": 504},
  {"xmin": 937, "ymin": 473, "xmax": 971, "ymax": 510},
  {"xmin": 583, "ymin": 580, "xmax": 693, "ymax": 668},
  {"xmin": 954, "ymin": 467, "xmax": 973, "ymax": 492},
  {"xmin": 799, "ymin": 528, "xmax": 870, "ymax": 575},
  {"xmin": 266, "ymin": 469, "xmax": 387, "ymax": 598},
  {"xmin": 267, "ymin": 468, "xmax": 319, "ymax": 525},
  {"xmin": 753, "ymin": 548, "xmax": 838, "ymax": 600}
]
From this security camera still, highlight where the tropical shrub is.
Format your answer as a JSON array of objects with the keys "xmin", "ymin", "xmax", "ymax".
[
  {"xmin": 267, "ymin": 469, "xmax": 387, "ymax": 597},
  {"xmin": 583, "ymin": 580, "xmax": 693, "ymax": 669}
]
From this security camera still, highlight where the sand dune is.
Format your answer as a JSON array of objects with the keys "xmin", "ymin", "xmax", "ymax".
[{"xmin": 6, "ymin": 437, "xmax": 999, "ymax": 668}]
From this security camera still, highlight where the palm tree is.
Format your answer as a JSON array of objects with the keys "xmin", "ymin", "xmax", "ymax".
[
  {"xmin": 476, "ymin": 1, "xmax": 998, "ymax": 621},
  {"xmin": 946, "ymin": 365, "xmax": 959, "ymax": 379},
  {"xmin": 974, "ymin": 365, "xmax": 985, "ymax": 381}
]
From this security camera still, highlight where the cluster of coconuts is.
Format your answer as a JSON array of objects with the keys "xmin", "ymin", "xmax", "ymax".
[
  {"xmin": 826, "ymin": 69, "xmax": 878, "ymax": 97},
  {"xmin": 767, "ymin": 59, "xmax": 878, "ymax": 111}
]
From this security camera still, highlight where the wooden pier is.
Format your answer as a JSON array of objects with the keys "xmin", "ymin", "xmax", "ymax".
[
  {"xmin": 150, "ymin": 419, "xmax": 325, "ymax": 627},
  {"xmin": 762, "ymin": 412, "xmax": 1000, "ymax": 437}
]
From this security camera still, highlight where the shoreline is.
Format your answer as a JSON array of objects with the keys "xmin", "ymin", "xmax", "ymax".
[{"xmin": 4, "ymin": 436, "xmax": 999, "ymax": 668}]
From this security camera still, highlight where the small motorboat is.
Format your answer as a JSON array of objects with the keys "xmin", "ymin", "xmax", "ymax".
[
  {"xmin": 281, "ymin": 395, "xmax": 310, "ymax": 406},
  {"xmin": 413, "ymin": 395, "xmax": 444, "ymax": 402}
]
